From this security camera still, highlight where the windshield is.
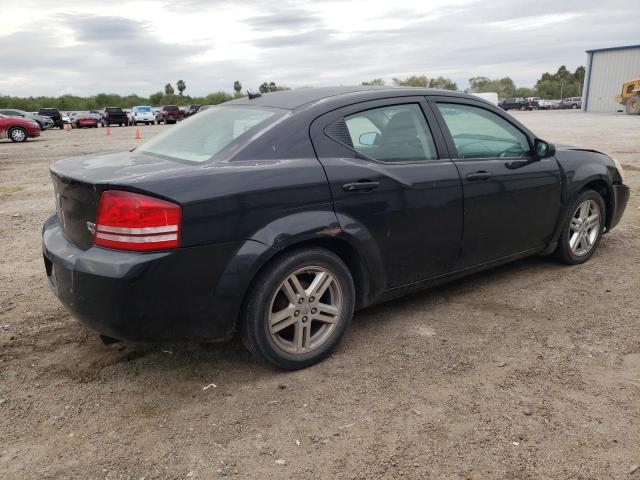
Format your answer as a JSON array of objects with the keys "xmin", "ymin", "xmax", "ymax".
[
  {"xmin": 136, "ymin": 107, "xmax": 152, "ymax": 112},
  {"xmin": 138, "ymin": 105, "xmax": 283, "ymax": 163}
]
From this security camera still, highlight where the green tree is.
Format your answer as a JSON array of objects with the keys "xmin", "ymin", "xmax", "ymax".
[
  {"xmin": 164, "ymin": 83, "xmax": 174, "ymax": 95},
  {"xmin": 233, "ymin": 81, "xmax": 243, "ymax": 98},
  {"xmin": 149, "ymin": 91, "xmax": 164, "ymax": 106},
  {"xmin": 467, "ymin": 76, "xmax": 516, "ymax": 98},
  {"xmin": 259, "ymin": 82, "xmax": 289, "ymax": 93},
  {"xmin": 392, "ymin": 75, "xmax": 429, "ymax": 87},
  {"xmin": 361, "ymin": 78, "xmax": 385, "ymax": 86},
  {"xmin": 428, "ymin": 76, "xmax": 458, "ymax": 91},
  {"xmin": 176, "ymin": 80, "xmax": 186, "ymax": 96}
]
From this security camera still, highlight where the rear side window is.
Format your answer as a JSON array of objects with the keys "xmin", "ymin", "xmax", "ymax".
[
  {"xmin": 437, "ymin": 103, "xmax": 531, "ymax": 159},
  {"xmin": 138, "ymin": 106, "xmax": 282, "ymax": 163},
  {"xmin": 343, "ymin": 104, "xmax": 438, "ymax": 163}
]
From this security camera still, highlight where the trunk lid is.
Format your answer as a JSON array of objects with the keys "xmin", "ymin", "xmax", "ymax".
[{"xmin": 50, "ymin": 150, "xmax": 198, "ymax": 250}]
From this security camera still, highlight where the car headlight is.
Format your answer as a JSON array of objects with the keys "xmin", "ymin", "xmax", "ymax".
[{"xmin": 611, "ymin": 156, "xmax": 625, "ymax": 181}]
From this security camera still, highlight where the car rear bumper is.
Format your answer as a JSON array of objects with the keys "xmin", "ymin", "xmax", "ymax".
[
  {"xmin": 609, "ymin": 184, "xmax": 630, "ymax": 230},
  {"xmin": 42, "ymin": 215, "xmax": 268, "ymax": 343}
]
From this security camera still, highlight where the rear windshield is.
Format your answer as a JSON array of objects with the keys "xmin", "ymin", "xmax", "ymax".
[
  {"xmin": 164, "ymin": 106, "xmax": 179, "ymax": 112},
  {"xmin": 136, "ymin": 106, "xmax": 152, "ymax": 112},
  {"xmin": 138, "ymin": 106, "xmax": 283, "ymax": 163},
  {"xmin": 106, "ymin": 108, "xmax": 123, "ymax": 113}
]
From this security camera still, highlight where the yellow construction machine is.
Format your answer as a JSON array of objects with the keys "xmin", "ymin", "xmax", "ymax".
[{"xmin": 615, "ymin": 78, "xmax": 640, "ymax": 114}]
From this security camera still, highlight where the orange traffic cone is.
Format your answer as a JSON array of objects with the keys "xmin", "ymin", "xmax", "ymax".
[
  {"xmin": 135, "ymin": 128, "xmax": 141, "ymax": 140},
  {"xmin": 105, "ymin": 126, "xmax": 111, "ymax": 136}
]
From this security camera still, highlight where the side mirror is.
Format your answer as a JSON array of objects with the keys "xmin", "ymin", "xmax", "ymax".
[
  {"xmin": 534, "ymin": 139, "xmax": 556, "ymax": 159},
  {"xmin": 359, "ymin": 132, "xmax": 379, "ymax": 146}
]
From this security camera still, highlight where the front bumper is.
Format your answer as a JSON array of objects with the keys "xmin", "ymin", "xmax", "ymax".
[
  {"xmin": 42, "ymin": 215, "xmax": 248, "ymax": 342},
  {"xmin": 609, "ymin": 183, "xmax": 630, "ymax": 230}
]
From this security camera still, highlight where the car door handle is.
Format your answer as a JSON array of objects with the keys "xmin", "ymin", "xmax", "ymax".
[
  {"xmin": 342, "ymin": 181, "xmax": 380, "ymax": 192},
  {"xmin": 466, "ymin": 171, "xmax": 492, "ymax": 181}
]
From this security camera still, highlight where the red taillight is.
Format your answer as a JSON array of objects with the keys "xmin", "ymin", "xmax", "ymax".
[{"xmin": 94, "ymin": 190, "xmax": 181, "ymax": 251}]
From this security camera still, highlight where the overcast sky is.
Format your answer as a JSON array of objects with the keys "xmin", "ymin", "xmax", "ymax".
[{"xmin": 1, "ymin": 0, "xmax": 638, "ymax": 97}]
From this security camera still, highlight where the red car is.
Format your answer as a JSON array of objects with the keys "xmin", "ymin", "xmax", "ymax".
[
  {"xmin": 72, "ymin": 114, "xmax": 98, "ymax": 129},
  {"xmin": 0, "ymin": 113, "xmax": 41, "ymax": 142}
]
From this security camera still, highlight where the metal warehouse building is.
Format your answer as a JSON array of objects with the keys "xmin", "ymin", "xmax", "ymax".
[{"xmin": 583, "ymin": 44, "xmax": 640, "ymax": 112}]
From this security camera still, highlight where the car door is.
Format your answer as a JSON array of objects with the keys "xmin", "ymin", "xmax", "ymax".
[
  {"xmin": 429, "ymin": 97, "xmax": 562, "ymax": 268},
  {"xmin": 310, "ymin": 97, "xmax": 463, "ymax": 289}
]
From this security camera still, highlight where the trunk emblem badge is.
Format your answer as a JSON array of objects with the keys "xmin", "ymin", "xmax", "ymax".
[{"xmin": 86, "ymin": 222, "xmax": 96, "ymax": 235}]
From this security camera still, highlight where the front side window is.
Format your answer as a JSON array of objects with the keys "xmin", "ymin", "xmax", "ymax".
[
  {"xmin": 344, "ymin": 104, "xmax": 438, "ymax": 163},
  {"xmin": 437, "ymin": 103, "xmax": 531, "ymax": 159},
  {"xmin": 138, "ymin": 106, "xmax": 282, "ymax": 163}
]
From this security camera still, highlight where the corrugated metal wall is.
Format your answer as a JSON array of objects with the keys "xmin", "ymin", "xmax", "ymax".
[{"xmin": 584, "ymin": 47, "xmax": 640, "ymax": 112}]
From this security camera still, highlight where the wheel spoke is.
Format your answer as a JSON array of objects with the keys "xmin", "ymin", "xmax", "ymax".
[
  {"xmin": 315, "ymin": 303, "xmax": 339, "ymax": 323},
  {"xmin": 579, "ymin": 201, "xmax": 590, "ymax": 221},
  {"xmin": 569, "ymin": 231, "xmax": 580, "ymax": 250},
  {"xmin": 307, "ymin": 271, "xmax": 333, "ymax": 299},
  {"xmin": 586, "ymin": 213, "xmax": 599, "ymax": 230},
  {"xmin": 293, "ymin": 322, "xmax": 310, "ymax": 352},
  {"xmin": 583, "ymin": 231, "xmax": 592, "ymax": 247},
  {"xmin": 282, "ymin": 274, "xmax": 305, "ymax": 303},
  {"xmin": 269, "ymin": 307, "xmax": 297, "ymax": 333}
]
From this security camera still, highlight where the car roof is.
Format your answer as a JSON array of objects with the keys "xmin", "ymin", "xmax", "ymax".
[{"xmin": 225, "ymin": 85, "xmax": 472, "ymax": 111}]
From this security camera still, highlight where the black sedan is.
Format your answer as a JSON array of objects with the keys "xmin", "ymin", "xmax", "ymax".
[{"xmin": 42, "ymin": 86, "xmax": 629, "ymax": 369}]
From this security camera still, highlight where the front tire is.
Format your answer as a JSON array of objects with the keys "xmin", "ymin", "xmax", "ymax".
[
  {"xmin": 555, "ymin": 190, "xmax": 605, "ymax": 265},
  {"xmin": 241, "ymin": 248, "xmax": 355, "ymax": 370},
  {"xmin": 9, "ymin": 127, "xmax": 27, "ymax": 142}
]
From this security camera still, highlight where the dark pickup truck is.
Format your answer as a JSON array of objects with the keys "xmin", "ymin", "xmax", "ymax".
[
  {"xmin": 156, "ymin": 105, "xmax": 185, "ymax": 124},
  {"xmin": 38, "ymin": 108, "xmax": 64, "ymax": 129},
  {"xmin": 101, "ymin": 107, "xmax": 128, "ymax": 127}
]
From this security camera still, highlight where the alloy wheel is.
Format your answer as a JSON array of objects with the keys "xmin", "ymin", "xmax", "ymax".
[
  {"xmin": 268, "ymin": 266, "xmax": 343, "ymax": 355},
  {"xmin": 569, "ymin": 199, "xmax": 601, "ymax": 256}
]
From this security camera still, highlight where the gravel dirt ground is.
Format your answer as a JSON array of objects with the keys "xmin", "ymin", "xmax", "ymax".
[{"xmin": 1, "ymin": 111, "xmax": 639, "ymax": 479}]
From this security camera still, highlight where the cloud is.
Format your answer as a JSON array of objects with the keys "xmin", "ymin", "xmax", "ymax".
[{"xmin": 0, "ymin": 0, "xmax": 639, "ymax": 97}]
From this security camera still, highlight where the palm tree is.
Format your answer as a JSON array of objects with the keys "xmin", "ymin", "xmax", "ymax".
[
  {"xmin": 164, "ymin": 83, "xmax": 174, "ymax": 95},
  {"xmin": 176, "ymin": 80, "xmax": 186, "ymax": 96}
]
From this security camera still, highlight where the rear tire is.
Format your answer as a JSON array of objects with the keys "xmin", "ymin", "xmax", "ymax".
[
  {"xmin": 240, "ymin": 248, "xmax": 355, "ymax": 370},
  {"xmin": 555, "ymin": 190, "xmax": 605, "ymax": 265},
  {"xmin": 625, "ymin": 95, "xmax": 640, "ymax": 115},
  {"xmin": 8, "ymin": 127, "xmax": 27, "ymax": 142}
]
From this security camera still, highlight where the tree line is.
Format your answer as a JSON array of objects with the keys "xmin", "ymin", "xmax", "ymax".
[
  {"xmin": 0, "ymin": 66, "xmax": 584, "ymax": 112},
  {"xmin": 362, "ymin": 65, "xmax": 585, "ymax": 99}
]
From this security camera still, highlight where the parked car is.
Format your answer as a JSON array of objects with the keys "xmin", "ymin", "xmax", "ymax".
[
  {"xmin": 0, "ymin": 109, "xmax": 54, "ymax": 130},
  {"xmin": 62, "ymin": 113, "xmax": 71, "ymax": 126},
  {"xmin": 128, "ymin": 106, "xmax": 156, "ymax": 126},
  {"xmin": 183, "ymin": 104, "xmax": 202, "ymax": 117},
  {"xmin": 101, "ymin": 107, "xmax": 128, "ymax": 127},
  {"xmin": 42, "ymin": 86, "xmax": 629, "ymax": 369},
  {"xmin": 38, "ymin": 108, "xmax": 64, "ymax": 129},
  {"xmin": 88, "ymin": 111, "xmax": 103, "ymax": 121},
  {"xmin": 500, "ymin": 98, "xmax": 527, "ymax": 111},
  {"xmin": 72, "ymin": 113, "xmax": 98, "ymax": 129},
  {"xmin": 0, "ymin": 113, "xmax": 41, "ymax": 142},
  {"xmin": 537, "ymin": 99, "xmax": 558, "ymax": 110},
  {"xmin": 525, "ymin": 97, "xmax": 541, "ymax": 110},
  {"xmin": 156, "ymin": 105, "xmax": 185, "ymax": 124},
  {"xmin": 559, "ymin": 97, "xmax": 582, "ymax": 109}
]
